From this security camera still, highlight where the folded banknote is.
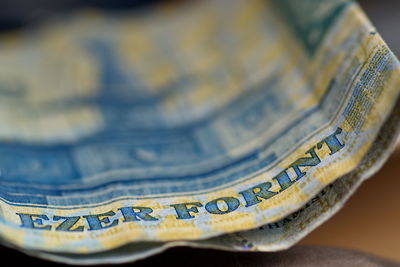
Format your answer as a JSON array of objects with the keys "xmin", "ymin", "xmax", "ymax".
[{"xmin": 0, "ymin": 0, "xmax": 399, "ymax": 264}]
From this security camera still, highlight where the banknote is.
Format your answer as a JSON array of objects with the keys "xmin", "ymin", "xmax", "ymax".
[{"xmin": 0, "ymin": 0, "xmax": 399, "ymax": 264}]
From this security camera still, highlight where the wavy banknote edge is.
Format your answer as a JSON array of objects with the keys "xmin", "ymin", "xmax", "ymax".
[
  {"xmin": 5, "ymin": 80, "xmax": 400, "ymax": 265},
  {"xmin": 245, "ymin": 95, "xmax": 400, "ymax": 252}
]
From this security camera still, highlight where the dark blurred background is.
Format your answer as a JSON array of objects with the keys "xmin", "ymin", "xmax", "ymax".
[
  {"xmin": 0, "ymin": 0, "xmax": 398, "ymax": 265},
  {"xmin": 0, "ymin": 0, "xmax": 161, "ymax": 31},
  {"xmin": 0, "ymin": 0, "xmax": 398, "ymax": 58},
  {"xmin": 360, "ymin": 0, "xmax": 400, "ymax": 56}
]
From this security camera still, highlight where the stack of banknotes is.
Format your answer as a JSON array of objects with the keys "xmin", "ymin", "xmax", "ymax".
[{"xmin": 0, "ymin": 0, "xmax": 399, "ymax": 264}]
